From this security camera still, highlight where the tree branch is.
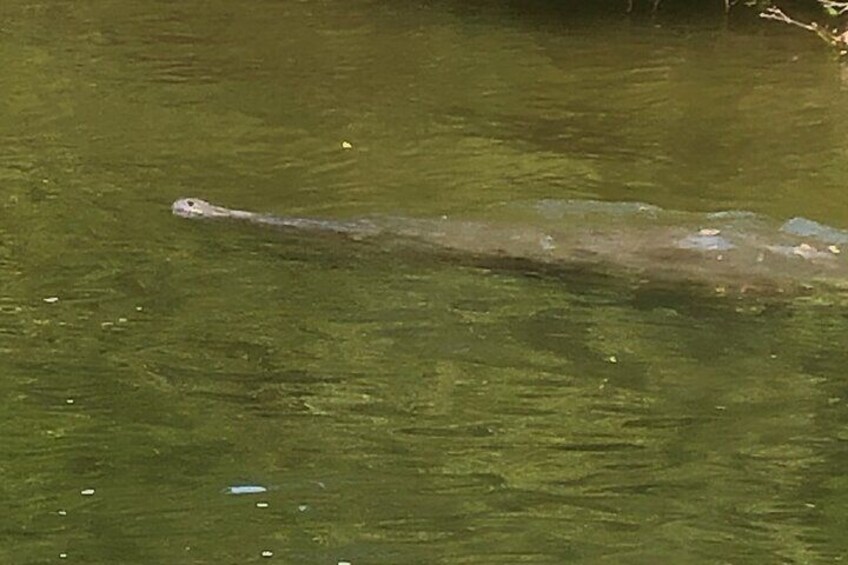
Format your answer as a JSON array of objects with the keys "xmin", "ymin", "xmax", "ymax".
[
  {"xmin": 820, "ymin": 1, "xmax": 848, "ymax": 16},
  {"xmin": 760, "ymin": 6, "xmax": 847, "ymax": 52}
]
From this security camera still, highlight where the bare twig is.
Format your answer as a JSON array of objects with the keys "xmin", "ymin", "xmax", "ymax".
[
  {"xmin": 820, "ymin": 1, "xmax": 848, "ymax": 16},
  {"xmin": 760, "ymin": 6, "xmax": 846, "ymax": 50},
  {"xmin": 760, "ymin": 6, "xmax": 819, "ymax": 33}
]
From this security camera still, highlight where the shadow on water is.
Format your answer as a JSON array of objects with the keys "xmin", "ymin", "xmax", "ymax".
[{"xmin": 433, "ymin": 0, "xmax": 764, "ymax": 27}]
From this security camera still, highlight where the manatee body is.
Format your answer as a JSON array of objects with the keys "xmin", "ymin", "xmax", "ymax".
[{"xmin": 172, "ymin": 198, "xmax": 848, "ymax": 293}]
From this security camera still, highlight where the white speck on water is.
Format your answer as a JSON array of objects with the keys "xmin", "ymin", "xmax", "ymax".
[
  {"xmin": 338, "ymin": 561, "xmax": 352, "ymax": 565},
  {"xmin": 226, "ymin": 485, "xmax": 267, "ymax": 495},
  {"xmin": 261, "ymin": 550, "xmax": 274, "ymax": 558},
  {"xmin": 256, "ymin": 501, "xmax": 269, "ymax": 508},
  {"xmin": 80, "ymin": 488, "xmax": 95, "ymax": 496},
  {"xmin": 118, "ymin": 317, "xmax": 127, "ymax": 323},
  {"xmin": 341, "ymin": 140, "xmax": 352, "ymax": 149},
  {"xmin": 43, "ymin": 297, "xmax": 59, "ymax": 303},
  {"xmin": 298, "ymin": 504, "xmax": 308, "ymax": 512},
  {"xmin": 58, "ymin": 509, "xmax": 67, "ymax": 516},
  {"xmin": 59, "ymin": 553, "xmax": 67, "ymax": 559},
  {"xmin": 135, "ymin": 306, "xmax": 143, "ymax": 311},
  {"xmin": 65, "ymin": 398, "xmax": 74, "ymax": 405},
  {"xmin": 607, "ymin": 355, "xmax": 617, "ymax": 364}
]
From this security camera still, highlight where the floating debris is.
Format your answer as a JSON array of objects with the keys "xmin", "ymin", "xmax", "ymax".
[
  {"xmin": 57, "ymin": 510, "xmax": 67, "ymax": 516},
  {"xmin": 828, "ymin": 244, "xmax": 841, "ymax": 255},
  {"xmin": 59, "ymin": 553, "xmax": 67, "ymax": 559},
  {"xmin": 297, "ymin": 504, "xmax": 308, "ymax": 512},
  {"xmin": 80, "ymin": 488, "xmax": 95, "ymax": 496},
  {"xmin": 341, "ymin": 141, "xmax": 353, "ymax": 150},
  {"xmin": 261, "ymin": 550, "xmax": 274, "ymax": 558},
  {"xmin": 65, "ymin": 399, "xmax": 74, "ymax": 405},
  {"xmin": 225, "ymin": 485, "xmax": 267, "ymax": 495},
  {"xmin": 607, "ymin": 355, "xmax": 618, "ymax": 364},
  {"xmin": 698, "ymin": 228, "xmax": 721, "ymax": 236},
  {"xmin": 256, "ymin": 502, "xmax": 269, "ymax": 509},
  {"xmin": 43, "ymin": 297, "xmax": 59, "ymax": 304}
]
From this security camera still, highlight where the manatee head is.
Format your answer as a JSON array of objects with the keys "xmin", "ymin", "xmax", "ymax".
[{"xmin": 172, "ymin": 198, "xmax": 233, "ymax": 219}]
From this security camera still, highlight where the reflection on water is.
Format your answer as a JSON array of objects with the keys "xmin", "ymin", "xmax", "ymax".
[{"xmin": 2, "ymin": 0, "xmax": 848, "ymax": 563}]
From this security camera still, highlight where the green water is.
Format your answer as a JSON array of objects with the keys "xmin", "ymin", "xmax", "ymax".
[{"xmin": 3, "ymin": 1, "xmax": 848, "ymax": 563}]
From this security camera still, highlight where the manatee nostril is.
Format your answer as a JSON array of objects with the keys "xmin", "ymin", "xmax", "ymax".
[{"xmin": 187, "ymin": 200, "xmax": 195, "ymax": 207}]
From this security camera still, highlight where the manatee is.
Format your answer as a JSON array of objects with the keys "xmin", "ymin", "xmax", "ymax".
[{"xmin": 172, "ymin": 198, "xmax": 848, "ymax": 294}]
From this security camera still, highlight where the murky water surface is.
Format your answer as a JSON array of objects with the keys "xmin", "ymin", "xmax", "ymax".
[{"xmin": 3, "ymin": 1, "xmax": 848, "ymax": 563}]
